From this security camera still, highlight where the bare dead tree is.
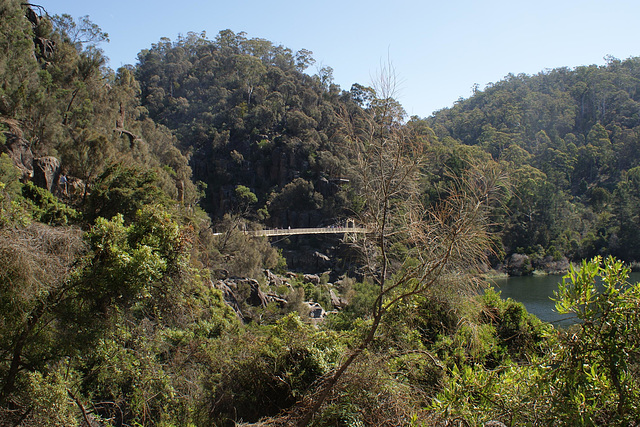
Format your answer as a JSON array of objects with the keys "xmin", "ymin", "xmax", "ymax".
[{"xmin": 292, "ymin": 64, "xmax": 508, "ymax": 426}]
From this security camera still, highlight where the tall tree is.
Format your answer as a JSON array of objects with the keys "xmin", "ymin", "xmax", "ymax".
[{"xmin": 293, "ymin": 66, "xmax": 506, "ymax": 425}]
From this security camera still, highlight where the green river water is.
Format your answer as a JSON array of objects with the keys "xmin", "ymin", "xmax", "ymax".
[
  {"xmin": 490, "ymin": 274, "xmax": 572, "ymax": 326},
  {"xmin": 490, "ymin": 272, "xmax": 640, "ymax": 327}
]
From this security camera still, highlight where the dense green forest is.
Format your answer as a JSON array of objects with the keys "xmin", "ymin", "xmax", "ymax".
[
  {"xmin": 130, "ymin": 28, "xmax": 640, "ymax": 268},
  {"xmin": 426, "ymin": 59, "xmax": 640, "ymax": 265},
  {"xmin": 1, "ymin": 1, "xmax": 640, "ymax": 425}
]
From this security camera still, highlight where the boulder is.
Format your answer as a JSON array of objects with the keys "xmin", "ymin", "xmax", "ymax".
[
  {"xmin": 303, "ymin": 274, "xmax": 321, "ymax": 285},
  {"xmin": 244, "ymin": 278, "xmax": 269, "ymax": 307},
  {"xmin": 214, "ymin": 277, "xmax": 270, "ymax": 320},
  {"xmin": 304, "ymin": 302, "xmax": 326, "ymax": 319},
  {"xmin": 220, "ymin": 277, "xmax": 268, "ymax": 308},
  {"xmin": 265, "ymin": 269, "xmax": 284, "ymax": 288},
  {"xmin": 2, "ymin": 133, "xmax": 34, "ymax": 180},
  {"xmin": 33, "ymin": 156, "xmax": 61, "ymax": 193},
  {"xmin": 213, "ymin": 268, "xmax": 230, "ymax": 280},
  {"xmin": 505, "ymin": 253, "xmax": 534, "ymax": 276},
  {"xmin": 313, "ymin": 251, "xmax": 331, "ymax": 270},
  {"xmin": 329, "ymin": 289, "xmax": 345, "ymax": 309},
  {"xmin": 35, "ymin": 36, "xmax": 56, "ymax": 59},
  {"xmin": 265, "ymin": 293, "xmax": 288, "ymax": 308},
  {"xmin": 213, "ymin": 280, "xmax": 243, "ymax": 319},
  {"xmin": 67, "ymin": 176, "xmax": 86, "ymax": 198},
  {"xmin": 538, "ymin": 255, "xmax": 570, "ymax": 274}
]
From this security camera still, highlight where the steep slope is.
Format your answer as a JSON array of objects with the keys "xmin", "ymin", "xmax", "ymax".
[
  {"xmin": 426, "ymin": 58, "xmax": 640, "ymax": 263},
  {"xmin": 135, "ymin": 30, "xmax": 360, "ymax": 226}
]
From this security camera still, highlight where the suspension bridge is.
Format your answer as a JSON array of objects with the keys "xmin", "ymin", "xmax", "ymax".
[
  {"xmin": 213, "ymin": 219, "xmax": 369, "ymax": 237},
  {"xmin": 246, "ymin": 225, "xmax": 368, "ymax": 237}
]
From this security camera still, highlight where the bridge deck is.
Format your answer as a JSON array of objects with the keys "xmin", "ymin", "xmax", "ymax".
[{"xmin": 247, "ymin": 227, "xmax": 368, "ymax": 237}]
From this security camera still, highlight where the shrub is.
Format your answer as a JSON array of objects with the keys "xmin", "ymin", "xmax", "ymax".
[
  {"xmin": 22, "ymin": 181, "xmax": 79, "ymax": 225},
  {"xmin": 200, "ymin": 314, "xmax": 342, "ymax": 425},
  {"xmin": 480, "ymin": 288, "xmax": 549, "ymax": 361},
  {"xmin": 548, "ymin": 256, "xmax": 640, "ymax": 425},
  {"xmin": 85, "ymin": 164, "xmax": 169, "ymax": 223}
]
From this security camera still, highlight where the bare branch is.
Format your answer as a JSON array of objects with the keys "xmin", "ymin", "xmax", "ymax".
[{"xmin": 293, "ymin": 64, "xmax": 508, "ymax": 425}]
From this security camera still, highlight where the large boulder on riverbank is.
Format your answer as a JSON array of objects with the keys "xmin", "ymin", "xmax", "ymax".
[
  {"xmin": 213, "ymin": 271, "xmax": 346, "ymax": 322},
  {"xmin": 213, "ymin": 277, "xmax": 268, "ymax": 321},
  {"xmin": 214, "ymin": 274, "xmax": 299, "ymax": 321},
  {"xmin": 501, "ymin": 253, "xmax": 570, "ymax": 276},
  {"xmin": 536, "ymin": 255, "xmax": 570, "ymax": 274},
  {"xmin": 505, "ymin": 253, "xmax": 534, "ymax": 276}
]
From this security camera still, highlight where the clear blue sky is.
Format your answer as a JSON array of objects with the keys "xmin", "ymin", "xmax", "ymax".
[{"xmin": 44, "ymin": 0, "xmax": 640, "ymax": 118}]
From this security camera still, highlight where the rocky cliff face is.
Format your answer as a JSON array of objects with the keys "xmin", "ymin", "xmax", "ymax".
[{"xmin": 502, "ymin": 253, "xmax": 570, "ymax": 276}]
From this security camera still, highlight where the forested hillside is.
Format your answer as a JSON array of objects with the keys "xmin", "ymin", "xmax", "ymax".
[
  {"xmin": 426, "ymin": 60, "xmax": 640, "ymax": 264},
  {"xmin": 129, "ymin": 31, "xmax": 640, "ymax": 266},
  {"xmin": 134, "ymin": 30, "xmax": 361, "ymax": 226},
  {"xmin": 1, "ymin": 1, "xmax": 640, "ymax": 425}
]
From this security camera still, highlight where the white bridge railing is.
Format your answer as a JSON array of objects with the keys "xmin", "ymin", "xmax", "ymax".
[{"xmin": 246, "ymin": 226, "xmax": 368, "ymax": 237}]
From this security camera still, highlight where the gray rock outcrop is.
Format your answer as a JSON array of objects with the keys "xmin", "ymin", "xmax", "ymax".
[
  {"xmin": 214, "ymin": 280, "xmax": 243, "ymax": 318},
  {"xmin": 2, "ymin": 133, "xmax": 34, "ymax": 180},
  {"xmin": 505, "ymin": 253, "xmax": 534, "ymax": 276},
  {"xmin": 33, "ymin": 156, "xmax": 61, "ymax": 193},
  {"xmin": 304, "ymin": 302, "xmax": 326, "ymax": 319},
  {"xmin": 215, "ymin": 276, "xmax": 292, "ymax": 321},
  {"xmin": 329, "ymin": 289, "xmax": 345, "ymax": 309},
  {"xmin": 303, "ymin": 274, "xmax": 320, "ymax": 285}
]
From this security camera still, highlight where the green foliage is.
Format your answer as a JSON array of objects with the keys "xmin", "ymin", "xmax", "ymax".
[
  {"xmin": 85, "ymin": 164, "xmax": 169, "ymax": 223},
  {"xmin": 201, "ymin": 313, "xmax": 342, "ymax": 424},
  {"xmin": 268, "ymin": 177, "xmax": 323, "ymax": 223},
  {"xmin": 22, "ymin": 181, "xmax": 79, "ymax": 225},
  {"xmin": 432, "ymin": 258, "xmax": 640, "ymax": 426},
  {"xmin": 0, "ymin": 153, "xmax": 28, "ymax": 226},
  {"xmin": 480, "ymin": 288, "xmax": 549, "ymax": 361},
  {"xmin": 52, "ymin": 13, "xmax": 109, "ymax": 50},
  {"xmin": 210, "ymin": 214, "xmax": 281, "ymax": 278},
  {"xmin": 80, "ymin": 206, "xmax": 183, "ymax": 310},
  {"xmin": 431, "ymin": 360, "xmax": 545, "ymax": 426},
  {"xmin": 0, "ymin": 189, "xmax": 241, "ymax": 425},
  {"xmin": 71, "ymin": 203, "xmax": 240, "ymax": 425},
  {"xmin": 0, "ymin": 1, "xmax": 43, "ymax": 119},
  {"xmin": 6, "ymin": 1, "xmax": 640, "ymax": 423},
  {"xmin": 273, "ymin": 248, "xmax": 287, "ymax": 274},
  {"xmin": 325, "ymin": 280, "xmax": 379, "ymax": 330},
  {"xmin": 81, "ymin": 321, "xmax": 186, "ymax": 425},
  {"xmin": 10, "ymin": 364, "xmax": 80, "ymax": 426},
  {"xmin": 427, "ymin": 58, "xmax": 640, "ymax": 263},
  {"xmin": 312, "ymin": 353, "xmax": 431, "ymax": 426},
  {"xmin": 135, "ymin": 30, "xmax": 353, "ymax": 224},
  {"xmin": 0, "ymin": 223, "xmax": 86, "ymax": 416},
  {"xmin": 550, "ymin": 256, "xmax": 640, "ymax": 424},
  {"xmin": 234, "ymin": 184, "xmax": 257, "ymax": 205},
  {"xmin": 0, "ymin": 153, "xmax": 21, "ymax": 195},
  {"xmin": 447, "ymin": 322, "xmax": 501, "ymax": 367}
]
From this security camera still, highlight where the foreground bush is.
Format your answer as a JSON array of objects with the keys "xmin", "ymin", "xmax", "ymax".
[{"xmin": 431, "ymin": 256, "xmax": 640, "ymax": 426}]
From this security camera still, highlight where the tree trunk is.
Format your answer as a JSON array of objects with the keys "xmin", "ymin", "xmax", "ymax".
[{"xmin": 0, "ymin": 300, "xmax": 47, "ymax": 404}]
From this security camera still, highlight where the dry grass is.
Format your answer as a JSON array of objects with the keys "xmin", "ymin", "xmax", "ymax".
[{"xmin": 0, "ymin": 223, "xmax": 85, "ymax": 297}]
